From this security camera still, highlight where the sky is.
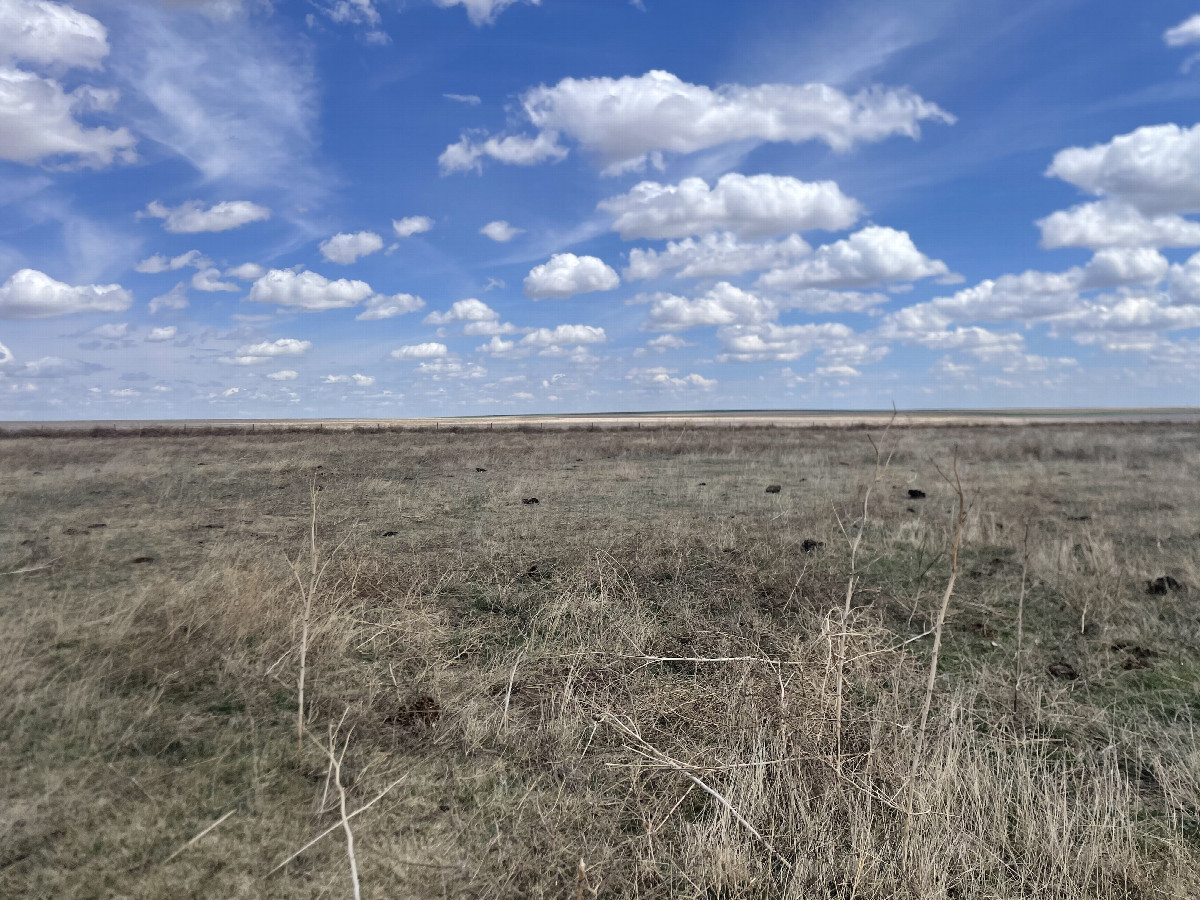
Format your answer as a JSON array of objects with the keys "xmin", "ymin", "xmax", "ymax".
[{"xmin": 2, "ymin": 0, "xmax": 1200, "ymax": 419}]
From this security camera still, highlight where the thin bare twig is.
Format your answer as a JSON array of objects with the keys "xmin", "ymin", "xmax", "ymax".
[
  {"xmin": 320, "ymin": 725, "xmax": 361, "ymax": 900},
  {"xmin": 919, "ymin": 450, "xmax": 967, "ymax": 736},
  {"xmin": 295, "ymin": 479, "xmax": 320, "ymax": 756},
  {"xmin": 266, "ymin": 771, "xmax": 408, "ymax": 877},
  {"xmin": 903, "ymin": 447, "xmax": 968, "ymax": 867},
  {"xmin": 502, "ymin": 650, "xmax": 524, "ymax": 731},
  {"xmin": 605, "ymin": 714, "xmax": 794, "ymax": 871},
  {"xmin": 0, "ymin": 559, "xmax": 58, "ymax": 576},
  {"xmin": 162, "ymin": 809, "xmax": 236, "ymax": 866},
  {"xmin": 834, "ymin": 404, "xmax": 897, "ymax": 771},
  {"xmin": 1013, "ymin": 521, "xmax": 1031, "ymax": 716}
]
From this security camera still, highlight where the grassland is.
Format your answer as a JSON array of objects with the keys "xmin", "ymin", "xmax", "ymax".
[{"xmin": 1, "ymin": 422, "xmax": 1198, "ymax": 898}]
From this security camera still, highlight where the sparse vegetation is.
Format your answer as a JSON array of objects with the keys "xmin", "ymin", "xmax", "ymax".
[{"xmin": 1, "ymin": 422, "xmax": 1198, "ymax": 898}]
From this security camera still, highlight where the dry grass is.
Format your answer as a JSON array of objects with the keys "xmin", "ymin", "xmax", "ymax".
[{"xmin": 1, "ymin": 423, "xmax": 1198, "ymax": 898}]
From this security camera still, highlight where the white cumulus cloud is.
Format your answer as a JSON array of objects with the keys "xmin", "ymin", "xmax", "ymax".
[
  {"xmin": 266, "ymin": 369, "xmax": 298, "ymax": 380},
  {"xmin": 716, "ymin": 321, "xmax": 869, "ymax": 364},
  {"xmin": 626, "ymin": 366, "xmax": 717, "ymax": 390},
  {"xmin": 600, "ymin": 174, "xmax": 861, "ymax": 240},
  {"xmin": 1045, "ymin": 123, "xmax": 1200, "ymax": 215},
  {"xmin": 392, "ymin": 216, "xmax": 434, "ymax": 238},
  {"xmin": 1164, "ymin": 14, "xmax": 1200, "ymax": 47},
  {"xmin": 139, "ymin": 199, "xmax": 271, "ymax": 233},
  {"xmin": 134, "ymin": 249, "xmax": 209, "ymax": 274},
  {"xmin": 519, "ymin": 324, "xmax": 606, "ymax": 347},
  {"xmin": 439, "ymin": 130, "xmax": 566, "ymax": 175},
  {"xmin": 91, "ymin": 321, "xmax": 128, "ymax": 339},
  {"xmin": 524, "ymin": 253, "xmax": 620, "ymax": 300},
  {"xmin": 423, "ymin": 297, "xmax": 516, "ymax": 334},
  {"xmin": 476, "ymin": 335, "xmax": 515, "ymax": 356},
  {"xmin": 756, "ymin": 226, "xmax": 949, "ymax": 290},
  {"xmin": 323, "ymin": 373, "xmax": 375, "ymax": 386},
  {"xmin": 356, "ymin": 292, "xmax": 425, "ymax": 320},
  {"xmin": 1037, "ymin": 200, "xmax": 1200, "ymax": 249},
  {"xmin": 226, "ymin": 262, "xmax": 266, "ymax": 281},
  {"xmin": 639, "ymin": 283, "xmax": 775, "ymax": 331},
  {"xmin": 391, "ymin": 342, "xmax": 448, "ymax": 360},
  {"xmin": 191, "ymin": 267, "xmax": 238, "ymax": 292},
  {"xmin": 247, "ymin": 269, "xmax": 374, "ymax": 312},
  {"xmin": 145, "ymin": 325, "xmax": 177, "ymax": 342},
  {"xmin": 626, "ymin": 231, "xmax": 812, "ymax": 280},
  {"xmin": 446, "ymin": 69, "xmax": 953, "ymax": 175},
  {"xmin": 0, "ymin": 0, "xmax": 110, "ymax": 70},
  {"xmin": 0, "ymin": 268, "xmax": 131, "ymax": 318},
  {"xmin": 148, "ymin": 282, "xmax": 188, "ymax": 314},
  {"xmin": 433, "ymin": 0, "xmax": 540, "ymax": 26},
  {"xmin": 1080, "ymin": 247, "xmax": 1169, "ymax": 290},
  {"xmin": 320, "ymin": 230, "xmax": 384, "ymax": 264},
  {"xmin": 0, "ymin": 67, "xmax": 135, "ymax": 167},
  {"xmin": 480, "ymin": 220, "xmax": 524, "ymax": 242},
  {"xmin": 238, "ymin": 338, "xmax": 311, "ymax": 357},
  {"xmin": 0, "ymin": 1, "xmax": 134, "ymax": 168},
  {"xmin": 1168, "ymin": 250, "xmax": 1200, "ymax": 304}
]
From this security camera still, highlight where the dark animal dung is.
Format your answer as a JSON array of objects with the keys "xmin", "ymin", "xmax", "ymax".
[
  {"xmin": 802, "ymin": 539, "xmax": 824, "ymax": 552},
  {"xmin": 765, "ymin": 484, "xmax": 782, "ymax": 494},
  {"xmin": 522, "ymin": 497, "xmax": 539, "ymax": 505},
  {"xmin": 387, "ymin": 695, "xmax": 441, "ymax": 729},
  {"xmin": 476, "ymin": 467, "xmax": 487, "ymax": 472},
  {"xmin": 908, "ymin": 489, "xmax": 926, "ymax": 499},
  {"xmin": 1146, "ymin": 575, "xmax": 1183, "ymax": 595},
  {"xmin": 382, "ymin": 530, "xmax": 399, "ymax": 537},
  {"xmin": 130, "ymin": 556, "xmax": 155, "ymax": 564},
  {"xmin": 1047, "ymin": 661, "xmax": 1078, "ymax": 680}
]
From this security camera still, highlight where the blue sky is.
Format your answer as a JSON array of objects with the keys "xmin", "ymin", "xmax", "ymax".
[{"xmin": 3, "ymin": 0, "xmax": 1200, "ymax": 419}]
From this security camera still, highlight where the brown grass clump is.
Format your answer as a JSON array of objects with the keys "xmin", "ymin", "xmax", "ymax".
[{"xmin": 1, "ymin": 423, "xmax": 1198, "ymax": 898}]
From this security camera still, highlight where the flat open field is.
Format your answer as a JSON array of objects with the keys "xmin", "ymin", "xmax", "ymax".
[
  {"xmin": 2, "ymin": 423, "xmax": 1198, "ymax": 898},
  {"xmin": 5, "ymin": 406, "xmax": 1200, "ymax": 434}
]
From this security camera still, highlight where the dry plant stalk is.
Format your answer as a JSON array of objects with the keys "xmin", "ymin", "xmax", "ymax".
[
  {"xmin": 293, "ymin": 480, "xmax": 321, "ymax": 756},
  {"xmin": 161, "ymin": 809, "xmax": 236, "ymax": 866},
  {"xmin": 289, "ymin": 480, "xmax": 351, "ymax": 756},
  {"xmin": 265, "ymin": 773, "xmax": 409, "ymax": 877},
  {"xmin": 1013, "ymin": 521, "xmax": 1031, "ymax": 716},
  {"xmin": 903, "ymin": 448, "xmax": 968, "ymax": 864},
  {"xmin": 918, "ymin": 450, "xmax": 967, "ymax": 734},
  {"xmin": 833, "ymin": 408, "xmax": 896, "ymax": 770},
  {"xmin": 315, "ymin": 723, "xmax": 361, "ymax": 900},
  {"xmin": 604, "ymin": 714, "xmax": 794, "ymax": 872}
]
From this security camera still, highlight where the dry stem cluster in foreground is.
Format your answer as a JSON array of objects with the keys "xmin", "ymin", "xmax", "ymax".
[{"xmin": 1, "ymin": 424, "xmax": 1198, "ymax": 898}]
